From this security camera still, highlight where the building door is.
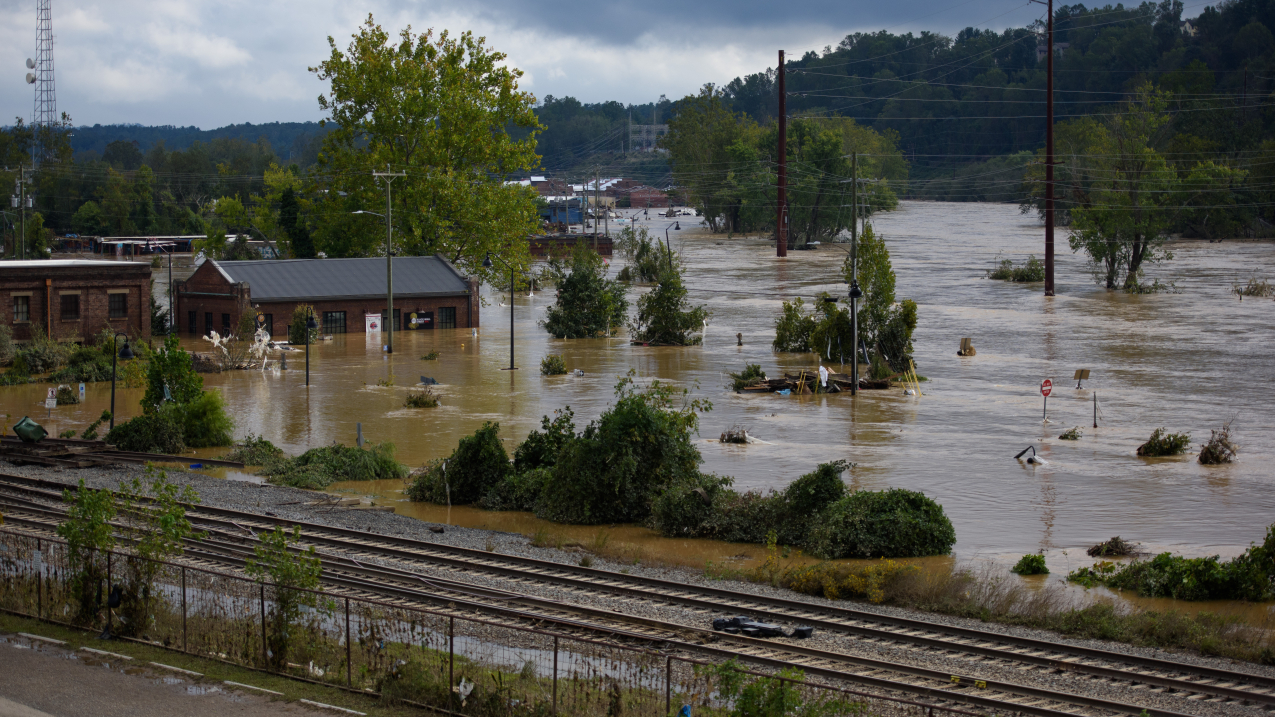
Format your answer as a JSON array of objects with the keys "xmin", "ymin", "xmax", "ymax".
[
  {"xmin": 188, "ymin": 311, "xmax": 197, "ymax": 335},
  {"xmin": 205, "ymin": 312, "xmax": 213, "ymax": 336}
]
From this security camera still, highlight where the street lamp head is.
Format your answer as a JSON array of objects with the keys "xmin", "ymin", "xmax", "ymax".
[
  {"xmin": 674, "ymin": 222, "xmax": 681, "ymax": 230},
  {"xmin": 305, "ymin": 316, "xmax": 318, "ymax": 331},
  {"xmin": 118, "ymin": 341, "xmax": 134, "ymax": 360},
  {"xmin": 482, "ymin": 252, "xmax": 493, "ymax": 269},
  {"xmin": 849, "ymin": 282, "xmax": 863, "ymax": 300}
]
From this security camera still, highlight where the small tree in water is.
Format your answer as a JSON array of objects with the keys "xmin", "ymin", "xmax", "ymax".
[
  {"xmin": 246, "ymin": 526, "xmax": 325, "ymax": 670},
  {"xmin": 57, "ymin": 479, "xmax": 116, "ymax": 626},
  {"xmin": 841, "ymin": 224, "xmax": 917, "ymax": 371},
  {"xmin": 542, "ymin": 242, "xmax": 628, "ymax": 338},
  {"xmin": 629, "ymin": 265, "xmax": 709, "ymax": 346}
]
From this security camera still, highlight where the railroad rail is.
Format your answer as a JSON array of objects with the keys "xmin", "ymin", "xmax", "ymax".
[{"xmin": 1, "ymin": 471, "xmax": 1272, "ymax": 715}]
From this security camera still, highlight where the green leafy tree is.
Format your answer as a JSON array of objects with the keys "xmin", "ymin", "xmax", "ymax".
[
  {"xmin": 144, "ymin": 334, "xmax": 204, "ymax": 411},
  {"xmin": 245, "ymin": 526, "xmax": 325, "ymax": 669},
  {"xmin": 628, "ymin": 266, "xmax": 709, "ymax": 346},
  {"xmin": 56, "ymin": 479, "xmax": 116, "ymax": 626},
  {"xmin": 841, "ymin": 224, "xmax": 917, "ymax": 369},
  {"xmin": 310, "ymin": 16, "xmax": 542, "ymax": 282},
  {"xmin": 542, "ymin": 242, "xmax": 628, "ymax": 338},
  {"xmin": 114, "ymin": 466, "xmax": 202, "ymax": 636}
]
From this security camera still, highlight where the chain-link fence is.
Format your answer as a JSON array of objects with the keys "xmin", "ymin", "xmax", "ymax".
[{"xmin": 0, "ymin": 528, "xmax": 983, "ymax": 716}]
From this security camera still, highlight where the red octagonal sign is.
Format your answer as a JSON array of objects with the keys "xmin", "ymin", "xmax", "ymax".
[{"xmin": 1040, "ymin": 379, "xmax": 1053, "ymax": 397}]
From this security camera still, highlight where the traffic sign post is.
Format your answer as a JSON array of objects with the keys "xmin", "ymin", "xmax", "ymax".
[{"xmin": 1040, "ymin": 379, "xmax": 1053, "ymax": 421}]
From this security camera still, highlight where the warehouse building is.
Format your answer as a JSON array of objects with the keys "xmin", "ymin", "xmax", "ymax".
[
  {"xmin": 2, "ymin": 260, "xmax": 152, "ymax": 342},
  {"xmin": 173, "ymin": 256, "xmax": 480, "ymax": 338}
]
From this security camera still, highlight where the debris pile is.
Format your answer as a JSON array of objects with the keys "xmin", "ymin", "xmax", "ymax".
[{"xmin": 711, "ymin": 616, "xmax": 813, "ymax": 639}]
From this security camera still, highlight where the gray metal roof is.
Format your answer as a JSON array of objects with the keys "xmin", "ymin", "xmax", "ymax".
[{"xmin": 214, "ymin": 255, "xmax": 469, "ymax": 302}]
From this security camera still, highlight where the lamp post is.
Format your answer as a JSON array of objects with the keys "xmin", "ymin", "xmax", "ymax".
[
  {"xmin": 482, "ymin": 252, "xmax": 517, "ymax": 370},
  {"xmin": 108, "ymin": 332, "xmax": 133, "ymax": 430},
  {"xmin": 304, "ymin": 310, "xmax": 318, "ymax": 387},
  {"xmin": 825, "ymin": 244, "xmax": 865, "ymax": 395},
  {"xmin": 663, "ymin": 221, "xmax": 681, "ymax": 272}
]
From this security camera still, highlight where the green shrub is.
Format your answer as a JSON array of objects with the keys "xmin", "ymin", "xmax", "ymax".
[
  {"xmin": 478, "ymin": 468, "xmax": 551, "ymax": 511},
  {"xmin": 144, "ymin": 334, "xmax": 203, "ymax": 410},
  {"xmin": 420, "ymin": 350, "xmax": 440, "ymax": 361},
  {"xmin": 628, "ymin": 267, "xmax": 708, "ymax": 345},
  {"xmin": 1137, "ymin": 428, "xmax": 1191, "ymax": 457},
  {"xmin": 17, "ymin": 324, "xmax": 72, "ymax": 374},
  {"xmin": 56, "ymin": 478, "xmax": 116, "ymax": 626},
  {"xmin": 55, "ymin": 385, "xmax": 79, "ymax": 405},
  {"xmin": 177, "ymin": 389, "xmax": 234, "ymax": 447},
  {"xmin": 406, "ymin": 422, "xmax": 510, "ymax": 504},
  {"xmin": 614, "ymin": 225, "xmax": 667, "ymax": 283},
  {"xmin": 773, "ymin": 298, "xmax": 817, "ymax": 353},
  {"xmin": 729, "ymin": 364, "xmax": 766, "ymax": 391},
  {"xmin": 245, "ymin": 526, "xmax": 325, "ymax": 669},
  {"xmin": 512, "ymin": 408, "xmax": 576, "ymax": 473},
  {"xmin": 542, "ymin": 242, "xmax": 629, "ymax": 338},
  {"xmin": 0, "ymin": 325, "xmax": 14, "ymax": 365},
  {"xmin": 1059, "ymin": 427, "xmax": 1082, "ymax": 440},
  {"xmin": 222, "ymin": 433, "xmax": 284, "ymax": 465},
  {"xmin": 805, "ymin": 488, "xmax": 956, "ymax": 559},
  {"xmin": 80, "ymin": 410, "xmax": 111, "ymax": 441},
  {"xmin": 288, "ymin": 304, "xmax": 319, "ymax": 345},
  {"xmin": 404, "ymin": 387, "xmax": 440, "ymax": 408},
  {"xmin": 540, "ymin": 354, "xmax": 567, "ymax": 375},
  {"xmin": 105, "ymin": 407, "xmax": 186, "ymax": 454},
  {"xmin": 1012, "ymin": 554, "xmax": 1050, "ymax": 575},
  {"xmin": 534, "ymin": 375, "xmax": 709, "ymax": 524},
  {"xmin": 987, "ymin": 255, "xmax": 1046, "ymax": 282},
  {"xmin": 261, "ymin": 442, "xmax": 407, "ymax": 490},
  {"xmin": 48, "ymin": 347, "xmax": 113, "ymax": 383},
  {"xmin": 1199, "ymin": 422, "xmax": 1237, "ymax": 464}
]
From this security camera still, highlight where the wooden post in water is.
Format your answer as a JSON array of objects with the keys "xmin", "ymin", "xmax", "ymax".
[{"xmin": 777, "ymin": 50, "xmax": 787, "ymax": 258}]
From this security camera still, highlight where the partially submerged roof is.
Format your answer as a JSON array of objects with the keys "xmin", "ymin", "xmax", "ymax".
[{"xmin": 213, "ymin": 255, "xmax": 470, "ymax": 302}]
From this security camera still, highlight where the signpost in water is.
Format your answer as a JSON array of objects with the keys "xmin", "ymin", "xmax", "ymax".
[{"xmin": 1041, "ymin": 379, "xmax": 1053, "ymax": 421}]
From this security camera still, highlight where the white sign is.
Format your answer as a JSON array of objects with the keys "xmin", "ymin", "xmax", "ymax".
[
  {"xmin": 1040, "ymin": 379, "xmax": 1053, "ymax": 397},
  {"xmin": 364, "ymin": 314, "xmax": 381, "ymax": 334},
  {"xmin": 79, "ymin": 382, "xmax": 85, "ymax": 398},
  {"xmin": 45, "ymin": 388, "xmax": 56, "ymax": 409}
]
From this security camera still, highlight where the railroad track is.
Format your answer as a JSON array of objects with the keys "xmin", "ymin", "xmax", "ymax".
[{"xmin": 2, "ymin": 472, "xmax": 1272, "ymax": 716}]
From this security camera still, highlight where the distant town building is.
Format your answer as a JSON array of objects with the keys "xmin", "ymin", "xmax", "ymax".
[
  {"xmin": 2, "ymin": 260, "xmax": 152, "ymax": 342},
  {"xmin": 1180, "ymin": 19, "xmax": 1198, "ymax": 37},
  {"xmin": 1036, "ymin": 42, "xmax": 1070, "ymax": 62},
  {"xmin": 629, "ymin": 186, "xmax": 671, "ymax": 208},
  {"xmin": 174, "ymin": 256, "xmax": 479, "ymax": 338}
]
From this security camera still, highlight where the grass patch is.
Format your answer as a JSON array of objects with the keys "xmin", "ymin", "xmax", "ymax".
[
  {"xmin": 403, "ymin": 387, "xmax": 440, "ymax": 408},
  {"xmin": 0, "ymin": 613, "xmax": 405, "ymax": 716},
  {"xmin": 260, "ymin": 442, "xmax": 408, "ymax": 490},
  {"xmin": 1136, "ymin": 427, "xmax": 1191, "ymax": 457},
  {"xmin": 419, "ymin": 351, "xmax": 440, "ymax": 361},
  {"xmin": 1232, "ymin": 278, "xmax": 1274, "ymax": 297},
  {"xmin": 987, "ymin": 255, "xmax": 1045, "ymax": 282},
  {"xmin": 1011, "ymin": 554, "xmax": 1049, "ymax": 575}
]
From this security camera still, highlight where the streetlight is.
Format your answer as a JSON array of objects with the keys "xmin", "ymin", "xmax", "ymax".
[
  {"xmin": 304, "ymin": 309, "xmax": 318, "ymax": 387},
  {"xmin": 663, "ymin": 222, "xmax": 680, "ymax": 273},
  {"xmin": 482, "ymin": 252, "xmax": 517, "ymax": 370},
  {"xmin": 353, "ymin": 208, "xmax": 396, "ymax": 354},
  {"xmin": 824, "ymin": 244, "xmax": 865, "ymax": 395},
  {"xmin": 108, "ymin": 333, "xmax": 133, "ymax": 430}
]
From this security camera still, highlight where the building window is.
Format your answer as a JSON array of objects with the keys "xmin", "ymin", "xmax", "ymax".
[
  {"xmin": 109, "ymin": 293, "xmax": 127, "ymax": 318},
  {"xmin": 205, "ymin": 312, "xmax": 213, "ymax": 336},
  {"xmin": 322, "ymin": 311, "xmax": 346, "ymax": 334},
  {"xmin": 261, "ymin": 314, "xmax": 273, "ymax": 336},
  {"xmin": 437, "ymin": 306, "xmax": 456, "ymax": 330},
  {"xmin": 380, "ymin": 309, "xmax": 401, "ymax": 332},
  {"xmin": 188, "ymin": 311, "xmax": 198, "ymax": 335},
  {"xmin": 13, "ymin": 296, "xmax": 30, "ymax": 322},
  {"xmin": 61, "ymin": 294, "xmax": 80, "ymax": 321},
  {"xmin": 221, "ymin": 314, "xmax": 231, "ymax": 333}
]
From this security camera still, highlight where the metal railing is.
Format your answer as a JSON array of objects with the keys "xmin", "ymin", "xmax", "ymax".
[{"xmin": 0, "ymin": 527, "xmax": 981, "ymax": 716}]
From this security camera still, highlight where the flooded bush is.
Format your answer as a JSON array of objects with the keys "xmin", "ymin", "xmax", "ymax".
[
  {"xmin": 262, "ymin": 442, "xmax": 407, "ymax": 489},
  {"xmin": 1087, "ymin": 536, "xmax": 1137, "ymax": 557},
  {"xmin": 1068, "ymin": 523, "xmax": 1275, "ymax": 601},
  {"xmin": 806, "ymin": 488, "xmax": 956, "ymax": 559},
  {"xmin": 772, "ymin": 297, "xmax": 818, "ymax": 353},
  {"xmin": 1136, "ymin": 427, "xmax": 1191, "ymax": 456},
  {"xmin": 986, "ymin": 255, "xmax": 1045, "ymax": 282},
  {"xmin": 16, "ymin": 324, "xmax": 72, "ymax": 374},
  {"xmin": 613, "ymin": 225, "xmax": 666, "ymax": 283},
  {"xmin": 1199, "ymin": 421, "xmax": 1238, "ymax": 464},
  {"xmin": 628, "ymin": 266, "xmax": 709, "ymax": 346},
  {"xmin": 541, "ymin": 242, "xmax": 628, "ymax": 338},
  {"xmin": 79, "ymin": 410, "xmax": 111, "ymax": 441},
  {"xmin": 105, "ymin": 407, "xmax": 186, "ymax": 454},
  {"xmin": 222, "ymin": 433, "xmax": 284, "ymax": 465},
  {"xmin": 404, "ymin": 386, "xmax": 440, "ymax": 408},
  {"xmin": 48, "ymin": 346, "xmax": 113, "ymax": 383},
  {"xmin": 407, "ymin": 422, "xmax": 510, "ymax": 504},
  {"xmin": 780, "ymin": 560, "xmax": 919, "ymax": 603},
  {"xmin": 511, "ymin": 408, "xmax": 576, "ymax": 474},
  {"xmin": 419, "ymin": 350, "xmax": 440, "ymax": 361},
  {"xmin": 1059, "ymin": 426, "xmax": 1082, "ymax": 440},
  {"xmin": 1011, "ymin": 554, "xmax": 1049, "ymax": 575},
  {"xmin": 728, "ymin": 363, "xmax": 766, "ymax": 391},
  {"xmin": 1233, "ymin": 277, "xmax": 1274, "ymax": 297},
  {"xmin": 478, "ymin": 467, "xmax": 550, "ymax": 511},
  {"xmin": 539, "ymin": 354, "xmax": 567, "ymax": 375},
  {"xmin": 178, "ymin": 389, "xmax": 235, "ymax": 447},
  {"xmin": 55, "ymin": 385, "xmax": 79, "ymax": 405},
  {"xmin": 288, "ymin": 304, "xmax": 319, "ymax": 345}
]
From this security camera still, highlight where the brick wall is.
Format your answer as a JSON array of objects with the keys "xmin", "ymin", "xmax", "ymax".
[{"xmin": 2, "ymin": 261, "xmax": 152, "ymax": 343}]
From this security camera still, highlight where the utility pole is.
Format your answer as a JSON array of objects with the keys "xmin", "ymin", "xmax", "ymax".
[
  {"xmin": 1043, "ymin": 0, "xmax": 1056, "ymax": 296},
  {"xmin": 373, "ymin": 167, "xmax": 406, "ymax": 353},
  {"xmin": 777, "ymin": 50, "xmax": 788, "ymax": 258},
  {"xmin": 850, "ymin": 153, "xmax": 859, "ymax": 395},
  {"xmin": 12, "ymin": 165, "xmax": 33, "ymax": 260}
]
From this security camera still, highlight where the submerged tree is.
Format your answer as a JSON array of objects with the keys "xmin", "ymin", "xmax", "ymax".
[
  {"xmin": 629, "ymin": 265, "xmax": 709, "ymax": 346},
  {"xmin": 542, "ymin": 242, "xmax": 628, "ymax": 338},
  {"xmin": 841, "ymin": 224, "xmax": 917, "ymax": 370}
]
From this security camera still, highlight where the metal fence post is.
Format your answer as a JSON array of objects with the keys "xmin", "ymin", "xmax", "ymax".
[
  {"xmin": 345, "ymin": 597, "xmax": 352, "ymax": 688},
  {"xmin": 259, "ymin": 584, "xmax": 267, "ymax": 667},
  {"xmin": 181, "ymin": 566, "xmax": 187, "ymax": 652},
  {"xmin": 665, "ymin": 655, "xmax": 672, "ymax": 717},
  {"xmin": 448, "ymin": 616, "xmax": 455, "ymax": 712},
  {"xmin": 552, "ymin": 635, "xmax": 559, "ymax": 715},
  {"xmin": 36, "ymin": 538, "xmax": 42, "ymax": 620}
]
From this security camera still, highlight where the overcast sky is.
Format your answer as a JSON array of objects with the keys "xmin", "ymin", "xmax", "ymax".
[{"xmin": 0, "ymin": 0, "xmax": 1044, "ymax": 129}]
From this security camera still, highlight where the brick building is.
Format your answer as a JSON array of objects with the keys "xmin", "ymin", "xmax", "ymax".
[
  {"xmin": 629, "ymin": 186, "xmax": 670, "ymax": 208},
  {"xmin": 2, "ymin": 260, "xmax": 151, "ymax": 342},
  {"xmin": 173, "ymin": 255, "xmax": 480, "ymax": 338}
]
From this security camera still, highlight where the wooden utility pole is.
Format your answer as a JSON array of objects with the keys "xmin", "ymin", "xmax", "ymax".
[
  {"xmin": 777, "ymin": 50, "xmax": 788, "ymax": 257},
  {"xmin": 1044, "ymin": 0, "xmax": 1056, "ymax": 296},
  {"xmin": 850, "ymin": 153, "xmax": 859, "ymax": 395}
]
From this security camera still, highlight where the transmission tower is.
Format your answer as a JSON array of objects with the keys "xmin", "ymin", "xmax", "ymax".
[{"xmin": 33, "ymin": 0, "xmax": 57, "ymax": 162}]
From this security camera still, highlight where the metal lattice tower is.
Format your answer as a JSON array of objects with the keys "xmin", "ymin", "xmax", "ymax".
[{"xmin": 33, "ymin": 0, "xmax": 56, "ymax": 157}]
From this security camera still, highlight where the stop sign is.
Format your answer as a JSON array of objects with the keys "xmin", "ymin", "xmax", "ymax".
[{"xmin": 1040, "ymin": 379, "xmax": 1053, "ymax": 397}]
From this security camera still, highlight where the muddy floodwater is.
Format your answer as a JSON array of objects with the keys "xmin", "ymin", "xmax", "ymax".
[{"xmin": 8, "ymin": 201, "xmax": 1275, "ymax": 582}]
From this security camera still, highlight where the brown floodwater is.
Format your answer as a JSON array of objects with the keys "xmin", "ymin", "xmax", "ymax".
[{"xmin": 5, "ymin": 201, "xmax": 1274, "ymax": 614}]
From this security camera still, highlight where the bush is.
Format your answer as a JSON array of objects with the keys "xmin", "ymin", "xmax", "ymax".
[
  {"xmin": 48, "ymin": 347, "xmax": 113, "ymax": 383},
  {"xmin": 614, "ymin": 225, "xmax": 667, "ymax": 283},
  {"xmin": 105, "ymin": 407, "xmax": 186, "ymax": 454},
  {"xmin": 987, "ymin": 255, "xmax": 1046, "ymax": 282},
  {"xmin": 406, "ymin": 422, "xmax": 510, "ymax": 504},
  {"xmin": 404, "ymin": 387, "xmax": 440, "ymax": 408},
  {"xmin": 222, "ymin": 433, "xmax": 284, "ymax": 465},
  {"xmin": 541, "ymin": 242, "xmax": 629, "ymax": 339},
  {"xmin": 17, "ymin": 324, "xmax": 71, "ymax": 374},
  {"xmin": 56, "ymin": 479, "xmax": 116, "ymax": 626},
  {"xmin": 80, "ymin": 410, "xmax": 112, "ymax": 441},
  {"xmin": 1059, "ymin": 427, "xmax": 1082, "ymax": 440},
  {"xmin": 1137, "ymin": 427, "xmax": 1191, "ymax": 456},
  {"xmin": 512, "ymin": 408, "xmax": 576, "ymax": 473},
  {"xmin": 780, "ymin": 559, "xmax": 919, "ymax": 603},
  {"xmin": 261, "ymin": 442, "xmax": 407, "ymax": 490},
  {"xmin": 178, "ymin": 389, "xmax": 235, "ymax": 447},
  {"xmin": 288, "ymin": 304, "xmax": 319, "ymax": 345},
  {"xmin": 479, "ymin": 468, "xmax": 551, "ymax": 511},
  {"xmin": 628, "ymin": 267, "xmax": 708, "ymax": 345},
  {"xmin": 1199, "ymin": 422, "xmax": 1237, "ymax": 464},
  {"xmin": 0, "ymin": 325, "xmax": 14, "ymax": 365},
  {"xmin": 144, "ymin": 334, "xmax": 203, "ymax": 410},
  {"xmin": 540, "ymin": 354, "xmax": 567, "ymax": 375},
  {"xmin": 805, "ymin": 488, "xmax": 956, "ymax": 559},
  {"xmin": 55, "ymin": 385, "xmax": 80, "ymax": 404},
  {"xmin": 245, "ymin": 526, "xmax": 325, "ymax": 669},
  {"xmin": 729, "ymin": 364, "xmax": 766, "ymax": 391},
  {"xmin": 1012, "ymin": 554, "xmax": 1050, "ymax": 575},
  {"xmin": 772, "ymin": 298, "xmax": 817, "ymax": 353}
]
